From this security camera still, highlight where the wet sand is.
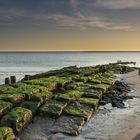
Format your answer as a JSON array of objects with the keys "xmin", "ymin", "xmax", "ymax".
[
  {"xmin": 18, "ymin": 70, "xmax": 140, "ymax": 140},
  {"xmin": 113, "ymin": 70, "xmax": 140, "ymax": 140}
]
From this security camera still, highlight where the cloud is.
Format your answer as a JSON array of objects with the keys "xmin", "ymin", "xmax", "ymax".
[
  {"xmin": 0, "ymin": 5, "xmax": 134, "ymax": 31},
  {"xmin": 69, "ymin": 0, "xmax": 79, "ymax": 8},
  {"xmin": 0, "ymin": 9, "xmax": 26, "ymax": 18},
  {"xmin": 46, "ymin": 14, "xmax": 134, "ymax": 31},
  {"xmin": 96, "ymin": 0, "xmax": 140, "ymax": 10}
]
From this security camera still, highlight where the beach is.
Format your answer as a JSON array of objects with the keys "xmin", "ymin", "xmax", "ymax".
[
  {"xmin": 113, "ymin": 70, "xmax": 140, "ymax": 140},
  {"xmin": 17, "ymin": 70, "xmax": 140, "ymax": 140}
]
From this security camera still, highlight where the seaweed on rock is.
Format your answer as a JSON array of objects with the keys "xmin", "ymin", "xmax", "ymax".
[
  {"xmin": 64, "ymin": 101, "xmax": 93, "ymax": 121},
  {"xmin": 21, "ymin": 101, "xmax": 41, "ymax": 115},
  {"xmin": 0, "ymin": 127, "xmax": 16, "ymax": 140},
  {"xmin": 0, "ymin": 94, "xmax": 25, "ymax": 105},
  {"xmin": 0, "ymin": 101, "xmax": 13, "ymax": 119},
  {"xmin": 78, "ymin": 98, "xmax": 99, "ymax": 110},
  {"xmin": 55, "ymin": 90, "xmax": 83, "ymax": 102},
  {"xmin": 39, "ymin": 100, "xmax": 67, "ymax": 118},
  {"xmin": 0, "ymin": 107, "xmax": 32, "ymax": 133}
]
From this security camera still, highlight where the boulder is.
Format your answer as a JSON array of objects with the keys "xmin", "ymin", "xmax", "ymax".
[
  {"xmin": 0, "ymin": 94, "xmax": 25, "ymax": 105},
  {"xmin": 30, "ymin": 92, "xmax": 53, "ymax": 103},
  {"xmin": 21, "ymin": 101, "xmax": 41, "ymax": 116},
  {"xmin": 91, "ymin": 84, "xmax": 110, "ymax": 93},
  {"xmin": 0, "ymin": 127, "xmax": 16, "ymax": 140},
  {"xmin": 51, "ymin": 116, "xmax": 85, "ymax": 136},
  {"xmin": 39, "ymin": 100, "xmax": 67, "ymax": 118},
  {"xmin": 55, "ymin": 90, "xmax": 83, "ymax": 102},
  {"xmin": 78, "ymin": 98, "xmax": 99, "ymax": 110},
  {"xmin": 64, "ymin": 102, "xmax": 93, "ymax": 121},
  {"xmin": 0, "ymin": 107, "xmax": 32, "ymax": 133},
  {"xmin": 0, "ymin": 101, "xmax": 13, "ymax": 119}
]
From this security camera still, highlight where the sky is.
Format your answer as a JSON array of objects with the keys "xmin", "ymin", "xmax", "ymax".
[{"xmin": 0, "ymin": 0, "xmax": 140, "ymax": 51}]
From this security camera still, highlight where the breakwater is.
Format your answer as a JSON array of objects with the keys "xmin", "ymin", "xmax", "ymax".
[{"xmin": 0, "ymin": 64, "xmax": 136, "ymax": 139}]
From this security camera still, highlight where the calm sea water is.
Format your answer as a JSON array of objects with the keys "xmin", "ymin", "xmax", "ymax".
[{"xmin": 0, "ymin": 52, "xmax": 139, "ymax": 84}]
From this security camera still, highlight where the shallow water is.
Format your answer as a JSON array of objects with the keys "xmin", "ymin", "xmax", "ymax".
[{"xmin": 0, "ymin": 52, "xmax": 140, "ymax": 84}]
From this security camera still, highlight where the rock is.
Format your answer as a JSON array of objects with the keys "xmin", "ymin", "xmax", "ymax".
[
  {"xmin": 39, "ymin": 100, "xmax": 67, "ymax": 118},
  {"xmin": 0, "ymin": 127, "xmax": 16, "ymax": 140},
  {"xmin": 21, "ymin": 101, "xmax": 41, "ymax": 116},
  {"xmin": 0, "ymin": 107, "xmax": 32, "ymax": 133},
  {"xmin": 51, "ymin": 116, "xmax": 85, "ymax": 136},
  {"xmin": 0, "ymin": 101, "xmax": 13, "ymax": 119},
  {"xmin": 64, "ymin": 102, "xmax": 93, "ymax": 121},
  {"xmin": 112, "ymin": 100, "xmax": 125, "ymax": 108},
  {"xmin": 99, "ymin": 100, "xmax": 107, "ymax": 106},
  {"xmin": 55, "ymin": 90, "xmax": 83, "ymax": 102},
  {"xmin": 78, "ymin": 98, "xmax": 99, "ymax": 110},
  {"xmin": 82, "ymin": 90, "xmax": 102, "ymax": 99},
  {"xmin": 0, "ymin": 94, "xmax": 25, "ymax": 105}
]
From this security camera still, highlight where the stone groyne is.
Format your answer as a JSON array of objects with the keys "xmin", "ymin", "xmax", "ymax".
[{"xmin": 0, "ymin": 64, "xmax": 136, "ymax": 139}]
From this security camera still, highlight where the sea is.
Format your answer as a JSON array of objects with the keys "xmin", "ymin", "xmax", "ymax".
[{"xmin": 0, "ymin": 52, "xmax": 140, "ymax": 84}]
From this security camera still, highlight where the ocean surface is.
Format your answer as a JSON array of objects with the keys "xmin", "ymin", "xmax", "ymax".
[{"xmin": 0, "ymin": 52, "xmax": 139, "ymax": 84}]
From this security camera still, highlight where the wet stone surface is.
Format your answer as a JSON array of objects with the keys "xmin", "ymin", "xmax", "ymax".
[{"xmin": 51, "ymin": 116, "xmax": 85, "ymax": 136}]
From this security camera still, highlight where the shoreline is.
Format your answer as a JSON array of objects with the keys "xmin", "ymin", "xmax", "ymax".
[
  {"xmin": 0, "ymin": 64, "xmax": 139, "ymax": 140},
  {"xmin": 18, "ymin": 70, "xmax": 140, "ymax": 140},
  {"xmin": 114, "ymin": 70, "xmax": 140, "ymax": 140}
]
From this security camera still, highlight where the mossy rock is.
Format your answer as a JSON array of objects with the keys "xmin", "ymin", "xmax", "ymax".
[
  {"xmin": 23, "ymin": 76, "xmax": 65, "ymax": 90},
  {"xmin": 0, "ymin": 85, "xmax": 36, "ymax": 100},
  {"xmin": 79, "ymin": 98, "xmax": 99, "ymax": 110},
  {"xmin": 72, "ymin": 76, "xmax": 87, "ymax": 83},
  {"xmin": 39, "ymin": 100, "xmax": 67, "ymax": 118},
  {"xmin": 0, "ymin": 86, "xmax": 15, "ymax": 94},
  {"xmin": 30, "ymin": 92, "xmax": 53, "ymax": 103},
  {"xmin": 11, "ymin": 82, "xmax": 28, "ymax": 88},
  {"xmin": 0, "ymin": 94, "xmax": 25, "ymax": 105},
  {"xmin": 64, "ymin": 82, "xmax": 84, "ymax": 90},
  {"xmin": 101, "ymin": 78, "xmax": 115, "ymax": 85},
  {"xmin": 90, "ymin": 84, "xmax": 110, "ymax": 93},
  {"xmin": 64, "ymin": 102, "xmax": 93, "ymax": 121},
  {"xmin": 21, "ymin": 101, "xmax": 41, "ymax": 115},
  {"xmin": 81, "ymin": 88, "xmax": 103, "ymax": 99},
  {"xmin": 0, "ymin": 101, "xmax": 13, "ymax": 119},
  {"xmin": 87, "ymin": 77, "xmax": 101, "ymax": 84},
  {"xmin": 55, "ymin": 90, "xmax": 83, "ymax": 102},
  {"xmin": 0, "ymin": 127, "xmax": 16, "ymax": 140},
  {"xmin": 0, "ymin": 107, "xmax": 32, "ymax": 133}
]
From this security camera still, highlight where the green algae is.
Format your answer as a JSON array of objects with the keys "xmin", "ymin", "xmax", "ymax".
[
  {"xmin": 0, "ymin": 86, "xmax": 15, "ymax": 94},
  {"xmin": 0, "ymin": 127, "xmax": 16, "ymax": 140},
  {"xmin": 64, "ymin": 102, "xmax": 93, "ymax": 121},
  {"xmin": 87, "ymin": 77, "xmax": 101, "ymax": 84},
  {"xmin": 0, "ymin": 107, "xmax": 32, "ymax": 133},
  {"xmin": 39, "ymin": 100, "xmax": 67, "ymax": 118},
  {"xmin": 64, "ymin": 82, "xmax": 84, "ymax": 90},
  {"xmin": 21, "ymin": 101, "xmax": 41, "ymax": 115},
  {"xmin": 0, "ymin": 94, "xmax": 25, "ymax": 105},
  {"xmin": 90, "ymin": 84, "xmax": 111, "ymax": 93},
  {"xmin": 30, "ymin": 91, "xmax": 53, "ymax": 103},
  {"xmin": 78, "ymin": 98, "xmax": 99, "ymax": 110},
  {"xmin": 0, "ymin": 101, "xmax": 13, "ymax": 118},
  {"xmin": 55, "ymin": 90, "xmax": 83, "ymax": 102}
]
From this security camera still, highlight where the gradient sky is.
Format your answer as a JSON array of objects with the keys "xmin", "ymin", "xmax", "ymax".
[{"xmin": 0, "ymin": 0, "xmax": 140, "ymax": 51}]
